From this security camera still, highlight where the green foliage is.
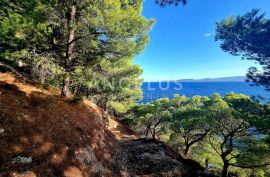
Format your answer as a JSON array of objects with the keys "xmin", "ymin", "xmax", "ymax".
[
  {"xmin": 0, "ymin": 0, "xmax": 49, "ymax": 64},
  {"xmin": 0, "ymin": 0, "xmax": 154, "ymax": 113},
  {"xmin": 170, "ymin": 100, "xmax": 210, "ymax": 156},
  {"xmin": 236, "ymin": 138, "xmax": 270, "ymax": 167},
  {"xmin": 216, "ymin": 9, "xmax": 270, "ymax": 91},
  {"xmin": 72, "ymin": 57, "xmax": 144, "ymax": 113},
  {"xmin": 131, "ymin": 98, "xmax": 172, "ymax": 139},
  {"xmin": 155, "ymin": 0, "xmax": 187, "ymax": 6},
  {"xmin": 128, "ymin": 93, "xmax": 270, "ymax": 176}
]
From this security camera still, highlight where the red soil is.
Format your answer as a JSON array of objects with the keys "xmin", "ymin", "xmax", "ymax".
[{"xmin": 0, "ymin": 72, "xmax": 138, "ymax": 177}]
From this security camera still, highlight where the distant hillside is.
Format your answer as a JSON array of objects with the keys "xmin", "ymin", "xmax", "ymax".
[{"xmin": 177, "ymin": 76, "xmax": 246, "ymax": 82}]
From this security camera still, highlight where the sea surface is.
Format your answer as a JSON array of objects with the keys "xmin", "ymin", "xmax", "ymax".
[{"xmin": 140, "ymin": 82, "xmax": 269, "ymax": 104}]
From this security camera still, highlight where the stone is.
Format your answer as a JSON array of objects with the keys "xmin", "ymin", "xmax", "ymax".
[{"xmin": 12, "ymin": 156, "xmax": 32, "ymax": 164}]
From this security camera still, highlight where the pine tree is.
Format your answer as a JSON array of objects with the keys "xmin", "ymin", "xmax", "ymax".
[
  {"xmin": 42, "ymin": 0, "xmax": 153, "ymax": 96},
  {"xmin": 216, "ymin": 10, "xmax": 270, "ymax": 90},
  {"xmin": 0, "ymin": 0, "xmax": 154, "ymax": 107}
]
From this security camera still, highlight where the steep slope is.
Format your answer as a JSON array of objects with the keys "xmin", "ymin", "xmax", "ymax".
[{"xmin": 0, "ymin": 69, "xmax": 204, "ymax": 177}]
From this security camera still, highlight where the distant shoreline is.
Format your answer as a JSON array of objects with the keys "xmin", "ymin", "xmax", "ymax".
[
  {"xmin": 143, "ymin": 81, "xmax": 246, "ymax": 83},
  {"xmin": 144, "ymin": 76, "xmax": 246, "ymax": 83}
]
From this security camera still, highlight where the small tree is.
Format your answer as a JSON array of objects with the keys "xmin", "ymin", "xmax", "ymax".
[
  {"xmin": 169, "ymin": 95, "xmax": 211, "ymax": 157},
  {"xmin": 207, "ymin": 94, "xmax": 270, "ymax": 177},
  {"xmin": 133, "ymin": 98, "xmax": 172, "ymax": 139},
  {"xmin": 170, "ymin": 109, "xmax": 210, "ymax": 157}
]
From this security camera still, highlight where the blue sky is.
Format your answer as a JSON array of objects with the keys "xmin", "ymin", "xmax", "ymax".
[{"xmin": 134, "ymin": 0, "xmax": 270, "ymax": 81}]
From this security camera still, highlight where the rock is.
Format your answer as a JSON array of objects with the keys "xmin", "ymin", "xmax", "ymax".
[
  {"xmin": 75, "ymin": 147, "xmax": 96, "ymax": 165},
  {"xmin": 12, "ymin": 156, "xmax": 32, "ymax": 164},
  {"xmin": 75, "ymin": 147, "xmax": 105, "ymax": 176},
  {"xmin": 21, "ymin": 113, "xmax": 32, "ymax": 121},
  {"xmin": 0, "ymin": 128, "xmax": 4, "ymax": 134}
]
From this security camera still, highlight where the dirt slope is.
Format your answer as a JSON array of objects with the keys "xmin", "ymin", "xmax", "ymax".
[{"xmin": 0, "ymin": 70, "xmax": 204, "ymax": 177}]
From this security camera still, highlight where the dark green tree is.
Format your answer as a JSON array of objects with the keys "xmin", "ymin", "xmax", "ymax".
[
  {"xmin": 155, "ymin": 0, "xmax": 187, "ymax": 6},
  {"xmin": 216, "ymin": 9, "xmax": 270, "ymax": 90},
  {"xmin": 0, "ymin": 0, "xmax": 154, "ymax": 112},
  {"xmin": 43, "ymin": 0, "xmax": 153, "ymax": 96}
]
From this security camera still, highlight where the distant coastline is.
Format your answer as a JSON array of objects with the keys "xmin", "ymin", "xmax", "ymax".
[
  {"xmin": 144, "ymin": 76, "xmax": 246, "ymax": 83},
  {"xmin": 177, "ymin": 76, "xmax": 246, "ymax": 82}
]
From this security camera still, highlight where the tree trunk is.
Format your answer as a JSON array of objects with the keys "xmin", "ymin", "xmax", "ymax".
[
  {"xmin": 205, "ymin": 158, "xmax": 209, "ymax": 169},
  {"xmin": 152, "ymin": 128, "xmax": 156, "ymax": 139},
  {"xmin": 62, "ymin": 5, "xmax": 76, "ymax": 97},
  {"xmin": 145, "ymin": 123, "xmax": 151, "ymax": 138},
  {"xmin": 103, "ymin": 97, "xmax": 109, "ymax": 113},
  {"xmin": 221, "ymin": 161, "xmax": 229, "ymax": 177},
  {"xmin": 62, "ymin": 75, "xmax": 70, "ymax": 97},
  {"xmin": 145, "ymin": 127, "xmax": 149, "ymax": 138},
  {"xmin": 184, "ymin": 144, "xmax": 191, "ymax": 157}
]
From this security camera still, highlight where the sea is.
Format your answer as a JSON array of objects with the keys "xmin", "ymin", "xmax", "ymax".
[{"xmin": 140, "ymin": 82, "xmax": 270, "ymax": 104}]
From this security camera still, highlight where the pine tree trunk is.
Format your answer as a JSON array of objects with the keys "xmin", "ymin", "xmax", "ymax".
[
  {"xmin": 184, "ymin": 144, "xmax": 191, "ymax": 157},
  {"xmin": 152, "ymin": 128, "xmax": 156, "ymax": 139},
  {"xmin": 62, "ymin": 5, "xmax": 76, "ymax": 97},
  {"xmin": 221, "ymin": 161, "xmax": 229, "ymax": 177},
  {"xmin": 62, "ymin": 75, "xmax": 70, "ymax": 97}
]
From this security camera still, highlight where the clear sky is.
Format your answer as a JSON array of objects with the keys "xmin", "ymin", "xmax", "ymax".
[{"xmin": 134, "ymin": 0, "xmax": 270, "ymax": 81}]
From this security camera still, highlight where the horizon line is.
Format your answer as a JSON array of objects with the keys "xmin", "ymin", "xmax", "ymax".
[{"xmin": 142, "ymin": 76, "xmax": 247, "ymax": 82}]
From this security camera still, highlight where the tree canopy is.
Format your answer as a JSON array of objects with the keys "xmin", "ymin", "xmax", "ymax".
[
  {"xmin": 216, "ymin": 9, "xmax": 270, "ymax": 91},
  {"xmin": 127, "ymin": 93, "xmax": 270, "ymax": 177},
  {"xmin": 155, "ymin": 0, "xmax": 187, "ymax": 6},
  {"xmin": 0, "ymin": 0, "xmax": 154, "ymax": 113}
]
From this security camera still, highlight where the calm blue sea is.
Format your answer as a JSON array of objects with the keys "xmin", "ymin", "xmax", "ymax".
[{"xmin": 140, "ymin": 82, "xmax": 269, "ymax": 103}]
